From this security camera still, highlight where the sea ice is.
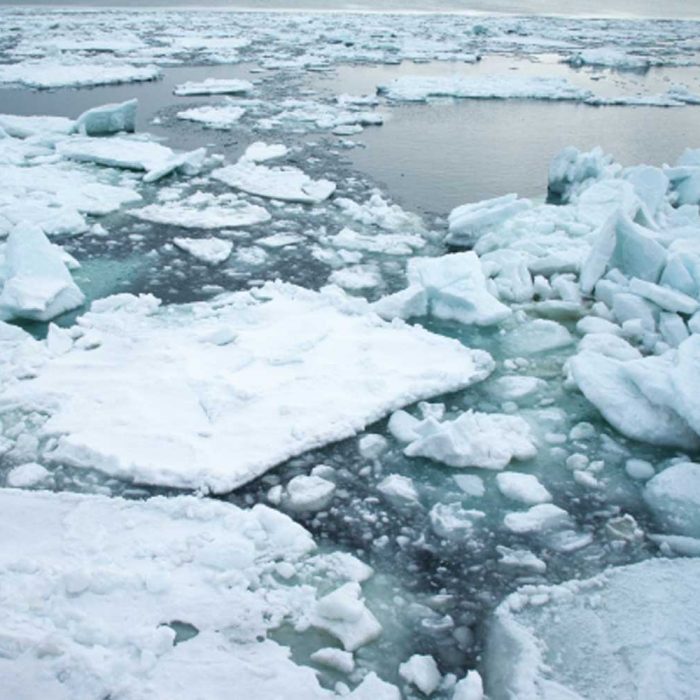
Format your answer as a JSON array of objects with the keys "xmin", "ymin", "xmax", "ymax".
[
  {"xmin": 213, "ymin": 159, "xmax": 336, "ymax": 204},
  {"xmin": 503, "ymin": 504, "xmax": 572, "ymax": 534},
  {"xmin": 0, "ymin": 223, "xmax": 84, "ymax": 321},
  {"xmin": 284, "ymin": 474, "xmax": 336, "ymax": 512},
  {"xmin": 176, "ymin": 104, "xmax": 246, "ymax": 129},
  {"xmin": 398, "ymin": 654, "xmax": 442, "ymax": 696},
  {"xmin": 0, "ymin": 282, "xmax": 493, "ymax": 492},
  {"xmin": 485, "ymin": 558, "xmax": 700, "ymax": 699},
  {"xmin": 496, "ymin": 472, "xmax": 552, "ymax": 505},
  {"xmin": 74, "ymin": 98, "xmax": 138, "ymax": 136},
  {"xmin": 174, "ymin": 78, "xmax": 254, "ymax": 95},
  {"xmin": 173, "ymin": 237, "xmax": 233, "ymax": 264},
  {"xmin": 644, "ymin": 462, "xmax": 700, "ymax": 537},
  {"xmin": 0, "ymin": 487, "xmax": 396, "ymax": 699}
]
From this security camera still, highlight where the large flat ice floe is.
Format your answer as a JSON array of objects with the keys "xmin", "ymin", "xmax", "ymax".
[
  {"xmin": 0, "ymin": 487, "xmax": 399, "ymax": 700},
  {"xmin": 1, "ymin": 282, "xmax": 494, "ymax": 492},
  {"xmin": 485, "ymin": 558, "xmax": 700, "ymax": 699}
]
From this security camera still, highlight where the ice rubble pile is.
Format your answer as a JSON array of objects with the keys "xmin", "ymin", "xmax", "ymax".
[
  {"xmin": 0, "ymin": 488, "xmax": 400, "ymax": 700},
  {"xmin": 0, "ymin": 282, "xmax": 493, "ymax": 492},
  {"xmin": 485, "ymin": 558, "xmax": 700, "ymax": 700}
]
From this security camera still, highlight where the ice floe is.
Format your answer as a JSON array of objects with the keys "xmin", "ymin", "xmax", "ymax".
[
  {"xmin": 174, "ymin": 78, "xmax": 254, "ymax": 96},
  {"xmin": 74, "ymin": 98, "xmax": 138, "ymax": 136},
  {"xmin": 176, "ymin": 103, "xmax": 246, "ymax": 129},
  {"xmin": 0, "ymin": 487, "xmax": 397, "ymax": 699},
  {"xmin": 173, "ymin": 237, "xmax": 233, "ymax": 264},
  {"xmin": 0, "ymin": 282, "xmax": 493, "ymax": 491}
]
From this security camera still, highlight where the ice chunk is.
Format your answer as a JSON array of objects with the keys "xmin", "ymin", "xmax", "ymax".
[
  {"xmin": 0, "ymin": 58, "xmax": 160, "ymax": 88},
  {"xmin": 628, "ymin": 278, "xmax": 699, "ymax": 314},
  {"xmin": 485, "ymin": 558, "xmax": 700, "ymax": 700},
  {"xmin": 173, "ymin": 237, "xmax": 233, "ymax": 264},
  {"xmin": 453, "ymin": 474, "xmax": 485, "ymax": 497},
  {"xmin": 644, "ymin": 462, "xmax": 700, "ymax": 537},
  {"xmin": 6, "ymin": 462, "xmax": 50, "ymax": 487},
  {"xmin": 2, "ymin": 282, "xmax": 493, "ymax": 492},
  {"xmin": 379, "ymin": 75, "xmax": 592, "ymax": 103},
  {"xmin": 377, "ymin": 474, "xmax": 419, "ymax": 506},
  {"xmin": 625, "ymin": 458, "xmax": 655, "ymax": 481},
  {"xmin": 447, "ymin": 194, "xmax": 531, "ymax": 247},
  {"xmin": 496, "ymin": 472, "xmax": 552, "ymax": 505},
  {"xmin": 174, "ymin": 78, "xmax": 254, "ymax": 95},
  {"xmin": 74, "ymin": 98, "xmax": 137, "ymax": 136},
  {"xmin": 398, "ymin": 654, "xmax": 442, "ymax": 696},
  {"xmin": 503, "ymin": 503, "xmax": 571, "ymax": 534},
  {"xmin": 325, "ymin": 227, "xmax": 425, "ymax": 256},
  {"xmin": 430, "ymin": 502, "xmax": 485, "ymax": 540},
  {"xmin": 0, "ymin": 223, "xmax": 84, "ymax": 321},
  {"xmin": 488, "ymin": 376, "xmax": 545, "ymax": 401},
  {"xmin": 496, "ymin": 545, "xmax": 547, "ymax": 574},
  {"xmin": 177, "ymin": 104, "xmax": 246, "ymax": 129},
  {"xmin": 131, "ymin": 192, "xmax": 271, "ymax": 229},
  {"xmin": 0, "ymin": 114, "xmax": 74, "ymax": 138},
  {"xmin": 312, "ymin": 582, "xmax": 382, "ymax": 651},
  {"xmin": 503, "ymin": 319, "xmax": 572, "ymax": 355},
  {"xmin": 213, "ymin": 159, "xmax": 336, "ymax": 204},
  {"xmin": 566, "ymin": 48, "xmax": 651, "ymax": 70},
  {"xmin": 380, "ymin": 252, "xmax": 511, "ymax": 326},
  {"xmin": 334, "ymin": 192, "xmax": 424, "ymax": 233},
  {"xmin": 548, "ymin": 146, "xmax": 616, "ymax": 203},
  {"xmin": 358, "ymin": 433, "xmax": 388, "ymax": 459},
  {"xmin": 310, "ymin": 648, "xmax": 355, "ymax": 674},
  {"xmin": 404, "ymin": 410, "xmax": 536, "ymax": 470},
  {"xmin": 0, "ymin": 487, "xmax": 388, "ymax": 699},
  {"xmin": 243, "ymin": 141, "xmax": 289, "ymax": 163},
  {"xmin": 453, "ymin": 671, "xmax": 484, "ymax": 700},
  {"xmin": 285, "ymin": 474, "xmax": 336, "ymax": 512},
  {"xmin": 372, "ymin": 285, "xmax": 428, "ymax": 321}
]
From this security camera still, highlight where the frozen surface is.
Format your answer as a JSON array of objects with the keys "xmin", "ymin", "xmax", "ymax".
[
  {"xmin": 174, "ymin": 78, "xmax": 254, "ymax": 95},
  {"xmin": 0, "ymin": 487, "xmax": 396, "ymax": 700},
  {"xmin": 172, "ymin": 237, "xmax": 233, "ymax": 264},
  {"xmin": 176, "ymin": 103, "xmax": 246, "ymax": 129},
  {"xmin": 1, "ymin": 283, "xmax": 493, "ymax": 492},
  {"xmin": 486, "ymin": 558, "xmax": 700, "ymax": 700}
]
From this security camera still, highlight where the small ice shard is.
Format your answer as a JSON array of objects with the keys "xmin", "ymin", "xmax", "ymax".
[
  {"xmin": 488, "ymin": 375, "xmax": 545, "ymax": 401},
  {"xmin": 358, "ymin": 434, "xmax": 388, "ymax": 460},
  {"xmin": 309, "ymin": 648, "xmax": 355, "ymax": 674},
  {"xmin": 325, "ymin": 227, "xmax": 425, "ymax": 256},
  {"xmin": 176, "ymin": 104, "xmax": 246, "ymax": 129},
  {"xmin": 496, "ymin": 545, "xmax": 547, "ymax": 574},
  {"xmin": 6, "ymin": 462, "xmax": 50, "ymax": 488},
  {"xmin": 74, "ymin": 98, "xmax": 137, "ymax": 136},
  {"xmin": 446, "ymin": 194, "xmax": 531, "ymax": 247},
  {"xmin": 485, "ymin": 558, "xmax": 700, "ymax": 700},
  {"xmin": 503, "ymin": 503, "xmax": 571, "ymax": 534},
  {"xmin": 625, "ymin": 458, "xmax": 655, "ymax": 481},
  {"xmin": 453, "ymin": 474, "xmax": 485, "ymax": 497},
  {"xmin": 173, "ymin": 237, "xmax": 233, "ymax": 264},
  {"xmin": 0, "ymin": 223, "xmax": 84, "ymax": 321},
  {"xmin": 285, "ymin": 474, "xmax": 336, "ymax": 512},
  {"xmin": 453, "ymin": 671, "xmax": 484, "ymax": 700},
  {"xmin": 430, "ymin": 502, "xmax": 485, "ymax": 540},
  {"xmin": 377, "ymin": 474, "xmax": 419, "ymax": 506},
  {"xmin": 496, "ymin": 472, "xmax": 552, "ymax": 505},
  {"xmin": 131, "ymin": 192, "xmax": 271, "ymax": 229},
  {"xmin": 173, "ymin": 78, "xmax": 254, "ymax": 96},
  {"xmin": 403, "ymin": 410, "xmax": 536, "ymax": 470},
  {"xmin": 376, "ymin": 252, "xmax": 510, "ymax": 325},
  {"xmin": 213, "ymin": 159, "xmax": 335, "ymax": 204},
  {"xmin": 334, "ymin": 192, "xmax": 424, "ymax": 232},
  {"xmin": 312, "ymin": 582, "xmax": 382, "ymax": 651},
  {"xmin": 548, "ymin": 146, "xmax": 617, "ymax": 203},
  {"xmin": 398, "ymin": 654, "xmax": 442, "ymax": 696},
  {"xmin": 644, "ymin": 462, "xmax": 700, "ymax": 537}
]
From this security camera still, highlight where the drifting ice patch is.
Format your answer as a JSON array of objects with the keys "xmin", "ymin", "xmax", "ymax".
[
  {"xmin": 173, "ymin": 237, "xmax": 233, "ymax": 264},
  {"xmin": 176, "ymin": 104, "xmax": 246, "ymax": 129},
  {"xmin": 1, "ymin": 282, "xmax": 493, "ymax": 492},
  {"xmin": 0, "ymin": 488, "xmax": 397, "ymax": 699},
  {"xmin": 74, "ymin": 98, "xmax": 138, "ymax": 136},
  {"xmin": 174, "ymin": 78, "xmax": 254, "ymax": 95}
]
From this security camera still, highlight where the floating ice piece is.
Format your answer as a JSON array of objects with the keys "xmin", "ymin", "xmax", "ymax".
[
  {"xmin": 0, "ymin": 223, "xmax": 84, "ymax": 321},
  {"xmin": 0, "ymin": 114, "xmax": 74, "ymax": 138},
  {"xmin": 334, "ymin": 192, "xmax": 424, "ymax": 233},
  {"xmin": 174, "ymin": 78, "xmax": 254, "ymax": 95},
  {"xmin": 565, "ymin": 48, "xmax": 651, "ymax": 70},
  {"xmin": 5, "ymin": 461, "xmax": 50, "ymax": 487},
  {"xmin": 132, "ymin": 192, "xmax": 270, "ymax": 229},
  {"xmin": 0, "ymin": 58, "xmax": 160, "ymax": 88},
  {"xmin": 312, "ymin": 582, "xmax": 382, "ymax": 651},
  {"xmin": 503, "ymin": 503, "xmax": 572, "ymax": 534},
  {"xmin": 243, "ymin": 141, "xmax": 289, "ymax": 163},
  {"xmin": 644, "ymin": 462, "xmax": 700, "ymax": 538},
  {"xmin": 429, "ymin": 502, "xmax": 485, "ymax": 540},
  {"xmin": 1, "ymin": 282, "xmax": 493, "ymax": 492},
  {"xmin": 379, "ymin": 75, "xmax": 593, "ymax": 103},
  {"xmin": 173, "ymin": 237, "xmax": 233, "ymax": 264},
  {"xmin": 496, "ymin": 545, "xmax": 547, "ymax": 574},
  {"xmin": 258, "ymin": 232, "xmax": 305, "ymax": 248},
  {"xmin": 453, "ymin": 670, "xmax": 484, "ymax": 700},
  {"xmin": 213, "ymin": 159, "xmax": 335, "ymax": 204},
  {"xmin": 399, "ymin": 654, "xmax": 442, "ymax": 696},
  {"xmin": 496, "ymin": 472, "xmax": 552, "ymax": 505},
  {"xmin": 378, "ymin": 252, "xmax": 510, "ymax": 325},
  {"xmin": 548, "ymin": 146, "xmax": 618, "ymax": 203},
  {"xmin": 377, "ymin": 474, "xmax": 419, "ymax": 506},
  {"xmin": 628, "ymin": 277, "xmax": 699, "ymax": 314},
  {"xmin": 503, "ymin": 319, "xmax": 572, "ymax": 355},
  {"xmin": 326, "ymin": 227, "xmax": 424, "ymax": 256},
  {"xmin": 447, "ymin": 194, "xmax": 531, "ymax": 247},
  {"xmin": 453, "ymin": 474, "xmax": 485, "ymax": 497},
  {"xmin": 485, "ymin": 558, "xmax": 700, "ymax": 700},
  {"xmin": 329, "ymin": 265, "xmax": 382, "ymax": 290},
  {"xmin": 403, "ymin": 410, "xmax": 536, "ymax": 470},
  {"xmin": 488, "ymin": 376, "xmax": 545, "ymax": 401},
  {"xmin": 285, "ymin": 474, "xmax": 336, "ymax": 512},
  {"xmin": 177, "ymin": 104, "xmax": 246, "ymax": 129},
  {"xmin": 74, "ymin": 98, "xmax": 137, "ymax": 136},
  {"xmin": 310, "ymin": 648, "xmax": 355, "ymax": 674},
  {"xmin": 0, "ymin": 487, "xmax": 394, "ymax": 699},
  {"xmin": 569, "ymin": 337, "xmax": 700, "ymax": 450},
  {"xmin": 372, "ymin": 285, "xmax": 428, "ymax": 321},
  {"xmin": 57, "ymin": 137, "xmax": 205, "ymax": 182},
  {"xmin": 358, "ymin": 433, "xmax": 388, "ymax": 459}
]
